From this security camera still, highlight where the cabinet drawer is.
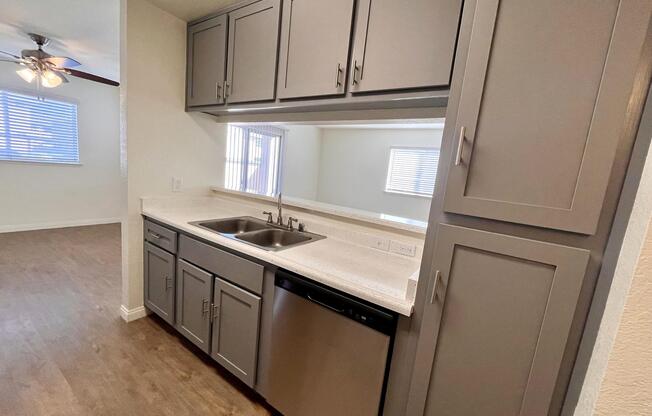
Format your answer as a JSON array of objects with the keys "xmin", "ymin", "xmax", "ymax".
[
  {"xmin": 144, "ymin": 220, "xmax": 178, "ymax": 253},
  {"xmin": 179, "ymin": 235, "xmax": 264, "ymax": 295}
]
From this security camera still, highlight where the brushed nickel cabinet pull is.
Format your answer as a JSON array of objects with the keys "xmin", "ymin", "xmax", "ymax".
[
  {"xmin": 165, "ymin": 276, "xmax": 172, "ymax": 290},
  {"xmin": 148, "ymin": 231, "xmax": 161, "ymax": 239},
  {"xmin": 336, "ymin": 63, "xmax": 343, "ymax": 87},
  {"xmin": 211, "ymin": 304, "xmax": 219, "ymax": 323},
  {"xmin": 202, "ymin": 299, "xmax": 209, "ymax": 315},
  {"xmin": 352, "ymin": 60, "xmax": 360, "ymax": 85},
  {"xmin": 216, "ymin": 81, "xmax": 223, "ymax": 100},
  {"xmin": 455, "ymin": 126, "xmax": 466, "ymax": 166},
  {"xmin": 224, "ymin": 80, "xmax": 230, "ymax": 98},
  {"xmin": 430, "ymin": 270, "xmax": 442, "ymax": 304}
]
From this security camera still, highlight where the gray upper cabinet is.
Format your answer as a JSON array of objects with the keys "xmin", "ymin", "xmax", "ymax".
[
  {"xmin": 277, "ymin": 0, "xmax": 355, "ymax": 99},
  {"xmin": 349, "ymin": 0, "xmax": 462, "ymax": 93},
  {"xmin": 144, "ymin": 242, "xmax": 175, "ymax": 325},
  {"xmin": 407, "ymin": 224, "xmax": 590, "ymax": 416},
  {"xmin": 225, "ymin": 0, "xmax": 281, "ymax": 104},
  {"xmin": 211, "ymin": 277, "xmax": 262, "ymax": 387},
  {"xmin": 442, "ymin": 0, "xmax": 648, "ymax": 234},
  {"xmin": 187, "ymin": 15, "xmax": 228, "ymax": 107},
  {"xmin": 176, "ymin": 259, "xmax": 214, "ymax": 353}
]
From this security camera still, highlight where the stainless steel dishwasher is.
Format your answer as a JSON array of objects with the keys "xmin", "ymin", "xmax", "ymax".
[{"xmin": 263, "ymin": 269, "xmax": 397, "ymax": 416}]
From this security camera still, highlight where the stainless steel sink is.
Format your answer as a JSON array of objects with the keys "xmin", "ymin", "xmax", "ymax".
[
  {"xmin": 189, "ymin": 216, "xmax": 325, "ymax": 251},
  {"xmin": 192, "ymin": 216, "xmax": 270, "ymax": 235}
]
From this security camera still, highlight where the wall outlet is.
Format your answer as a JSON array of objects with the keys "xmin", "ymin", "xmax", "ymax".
[
  {"xmin": 371, "ymin": 237, "xmax": 390, "ymax": 252},
  {"xmin": 389, "ymin": 240, "xmax": 417, "ymax": 257},
  {"xmin": 172, "ymin": 176, "xmax": 183, "ymax": 192}
]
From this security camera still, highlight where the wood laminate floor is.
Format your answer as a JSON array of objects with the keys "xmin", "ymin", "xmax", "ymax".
[{"xmin": 0, "ymin": 224, "xmax": 272, "ymax": 416}]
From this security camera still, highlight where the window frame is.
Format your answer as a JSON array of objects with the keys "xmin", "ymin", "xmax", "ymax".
[
  {"xmin": 384, "ymin": 145, "xmax": 440, "ymax": 199},
  {"xmin": 0, "ymin": 87, "xmax": 81, "ymax": 166},
  {"xmin": 224, "ymin": 123, "xmax": 285, "ymax": 197}
]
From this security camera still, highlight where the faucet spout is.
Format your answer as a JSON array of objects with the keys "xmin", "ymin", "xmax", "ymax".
[{"xmin": 276, "ymin": 193, "xmax": 284, "ymax": 226}]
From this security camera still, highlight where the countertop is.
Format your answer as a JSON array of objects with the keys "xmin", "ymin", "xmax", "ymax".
[{"xmin": 142, "ymin": 195, "xmax": 422, "ymax": 316}]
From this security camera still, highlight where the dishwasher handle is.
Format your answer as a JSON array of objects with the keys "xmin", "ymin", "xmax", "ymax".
[{"xmin": 275, "ymin": 269, "xmax": 397, "ymax": 336}]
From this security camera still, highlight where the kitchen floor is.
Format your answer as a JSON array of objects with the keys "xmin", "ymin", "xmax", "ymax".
[{"xmin": 0, "ymin": 224, "xmax": 272, "ymax": 416}]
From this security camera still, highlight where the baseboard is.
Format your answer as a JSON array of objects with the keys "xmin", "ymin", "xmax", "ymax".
[
  {"xmin": 0, "ymin": 217, "xmax": 122, "ymax": 233},
  {"xmin": 120, "ymin": 305, "xmax": 149, "ymax": 322}
]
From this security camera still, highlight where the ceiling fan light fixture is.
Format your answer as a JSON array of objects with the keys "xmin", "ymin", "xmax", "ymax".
[
  {"xmin": 16, "ymin": 67, "xmax": 36, "ymax": 83},
  {"xmin": 41, "ymin": 70, "xmax": 62, "ymax": 88}
]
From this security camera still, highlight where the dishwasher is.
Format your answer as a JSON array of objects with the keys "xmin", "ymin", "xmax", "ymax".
[{"xmin": 263, "ymin": 269, "xmax": 397, "ymax": 416}]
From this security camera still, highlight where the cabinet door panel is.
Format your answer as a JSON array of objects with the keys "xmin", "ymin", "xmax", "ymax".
[
  {"xmin": 211, "ymin": 277, "xmax": 261, "ymax": 387},
  {"xmin": 226, "ymin": 0, "xmax": 281, "ymax": 103},
  {"xmin": 144, "ymin": 242, "xmax": 175, "ymax": 325},
  {"xmin": 187, "ymin": 15, "xmax": 227, "ymax": 107},
  {"xmin": 407, "ymin": 224, "xmax": 589, "ymax": 416},
  {"xmin": 277, "ymin": 0, "xmax": 354, "ymax": 99},
  {"xmin": 350, "ymin": 0, "xmax": 462, "ymax": 93},
  {"xmin": 443, "ymin": 0, "xmax": 648, "ymax": 234},
  {"xmin": 176, "ymin": 259, "xmax": 213, "ymax": 353}
]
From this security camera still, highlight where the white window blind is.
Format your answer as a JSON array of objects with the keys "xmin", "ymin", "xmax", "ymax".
[
  {"xmin": 385, "ymin": 147, "xmax": 439, "ymax": 197},
  {"xmin": 225, "ymin": 124, "xmax": 283, "ymax": 196},
  {"xmin": 0, "ymin": 90, "xmax": 79, "ymax": 164}
]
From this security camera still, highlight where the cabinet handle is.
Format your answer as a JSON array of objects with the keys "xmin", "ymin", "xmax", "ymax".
[
  {"xmin": 165, "ymin": 276, "xmax": 172, "ymax": 290},
  {"xmin": 215, "ymin": 81, "xmax": 222, "ymax": 100},
  {"xmin": 148, "ymin": 231, "xmax": 161, "ymax": 239},
  {"xmin": 335, "ymin": 63, "xmax": 343, "ymax": 88},
  {"xmin": 202, "ymin": 299, "xmax": 209, "ymax": 315},
  {"xmin": 224, "ymin": 80, "xmax": 230, "ymax": 98},
  {"xmin": 455, "ymin": 126, "xmax": 466, "ymax": 166},
  {"xmin": 429, "ymin": 270, "xmax": 443, "ymax": 304},
  {"xmin": 351, "ymin": 60, "xmax": 360, "ymax": 86},
  {"xmin": 211, "ymin": 304, "xmax": 219, "ymax": 323}
]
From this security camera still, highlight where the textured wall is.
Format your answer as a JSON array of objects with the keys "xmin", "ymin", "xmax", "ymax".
[{"xmin": 594, "ymin": 218, "xmax": 652, "ymax": 415}]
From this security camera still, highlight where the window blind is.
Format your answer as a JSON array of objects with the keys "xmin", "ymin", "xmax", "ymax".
[
  {"xmin": 0, "ymin": 90, "xmax": 79, "ymax": 164},
  {"xmin": 225, "ymin": 124, "xmax": 283, "ymax": 196},
  {"xmin": 385, "ymin": 147, "xmax": 439, "ymax": 197}
]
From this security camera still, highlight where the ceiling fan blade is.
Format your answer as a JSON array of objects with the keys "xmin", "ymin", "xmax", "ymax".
[
  {"xmin": 44, "ymin": 56, "xmax": 81, "ymax": 68},
  {"xmin": 66, "ymin": 69, "xmax": 119, "ymax": 87},
  {"xmin": 0, "ymin": 57, "xmax": 20, "ymax": 64},
  {"xmin": 0, "ymin": 50, "xmax": 21, "ymax": 60},
  {"xmin": 56, "ymin": 71, "xmax": 69, "ymax": 83}
]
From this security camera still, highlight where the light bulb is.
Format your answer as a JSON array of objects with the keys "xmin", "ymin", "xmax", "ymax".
[
  {"xmin": 16, "ymin": 68, "xmax": 36, "ymax": 83},
  {"xmin": 41, "ymin": 70, "xmax": 63, "ymax": 88}
]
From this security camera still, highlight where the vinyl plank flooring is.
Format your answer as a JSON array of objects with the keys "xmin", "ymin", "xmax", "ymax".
[{"xmin": 0, "ymin": 224, "xmax": 272, "ymax": 416}]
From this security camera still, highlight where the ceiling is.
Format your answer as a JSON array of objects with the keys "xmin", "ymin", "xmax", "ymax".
[
  {"xmin": 148, "ymin": 0, "xmax": 242, "ymax": 22},
  {"xmin": 0, "ymin": 0, "xmax": 120, "ymax": 82}
]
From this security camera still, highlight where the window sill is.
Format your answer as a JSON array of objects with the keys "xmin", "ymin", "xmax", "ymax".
[{"xmin": 0, "ymin": 159, "xmax": 82, "ymax": 167}]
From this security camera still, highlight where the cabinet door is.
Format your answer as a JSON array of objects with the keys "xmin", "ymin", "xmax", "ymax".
[
  {"xmin": 407, "ymin": 224, "xmax": 589, "ymax": 416},
  {"xmin": 277, "ymin": 0, "xmax": 355, "ymax": 99},
  {"xmin": 143, "ymin": 242, "xmax": 175, "ymax": 325},
  {"xmin": 211, "ymin": 277, "xmax": 261, "ymax": 387},
  {"xmin": 176, "ymin": 259, "xmax": 213, "ymax": 353},
  {"xmin": 350, "ymin": 0, "xmax": 462, "ymax": 93},
  {"xmin": 442, "ymin": 0, "xmax": 647, "ymax": 234},
  {"xmin": 187, "ymin": 15, "xmax": 227, "ymax": 107},
  {"xmin": 225, "ymin": 0, "xmax": 281, "ymax": 104}
]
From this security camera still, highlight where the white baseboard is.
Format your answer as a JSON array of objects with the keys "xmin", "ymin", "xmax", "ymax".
[
  {"xmin": 120, "ymin": 304, "xmax": 148, "ymax": 322},
  {"xmin": 0, "ymin": 217, "xmax": 122, "ymax": 233}
]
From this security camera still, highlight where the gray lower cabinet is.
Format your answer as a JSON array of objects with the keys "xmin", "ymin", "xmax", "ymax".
[
  {"xmin": 211, "ymin": 277, "xmax": 262, "ymax": 387},
  {"xmin": 176, "ymin": 259, "xmax": 214, "ymax": 353},
  {"xmin": 276, "ymin": 0, "xmax": 355, "ymax": 99},
  {"xmin": 143, "ymin": 242, "xmax": 176, "ymax": 325},
  {"xmin": 407, "ymin": 225, "xmax": 590, "ymax": 416},
  {"xmin": 349, "ymin": 0, "xmax": 462, "ymax": 93},
  {"xmin": 225, "ymin": 0, "xmax": 281, "ymax": 104},
  {"xmin": 441, "ymin": 0, "xmax": 650, "ymax": 234},
  {"xmin": 187, "ymin": 15, "xmax": 228, "ymax": 107}
]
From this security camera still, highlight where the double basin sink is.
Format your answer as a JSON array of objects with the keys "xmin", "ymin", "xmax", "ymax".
[{"xmin": 190, "ymin": 216, "xmax": 325, "ymax": 251}]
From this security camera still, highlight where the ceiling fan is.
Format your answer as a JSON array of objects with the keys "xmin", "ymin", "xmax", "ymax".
[{"xmin": 0, "ymin": 33, "xmax": 118, "ymax": 88}]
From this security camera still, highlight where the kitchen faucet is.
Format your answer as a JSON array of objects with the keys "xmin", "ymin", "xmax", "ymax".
[{"xmin": 276, "ymin": 193, "xmax": 284, "ymax": 226}]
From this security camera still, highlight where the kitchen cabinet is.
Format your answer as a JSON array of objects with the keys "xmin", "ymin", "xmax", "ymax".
[
  {"xmin": 442, "ymin": 0, "xmax": 641, "ymax": 234},
  {"xmin": 187, "ymin": 15, "xmax": 227, "ymax": 107},
  {"xmin": 143, "ymin": 242, "xmax": 176, "ymax": 325},
  {"xmin": 211, "ymin": 277, "xmax": 262, "ymax": 387},
  {"xmin": 277, "ymin": 0, "xmax": 355, "ymax": 99},
  {"xmin": 176, "ymin": 259, "xmax": 214, "ymax": 353},
  {"xmin": 349, "ymin": 0, "xmax": 462, "ymax": 93},
  {"xmin": 407, "ymin": 225, "xmax": 589, "ymax": 416},
  {"xmin": 225, "ymin": 0, "xmax": 281, "ymax": 103}
]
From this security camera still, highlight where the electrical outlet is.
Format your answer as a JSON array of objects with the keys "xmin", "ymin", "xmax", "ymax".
[
  {"xmin": 371, "ymin": 237, "xmax": 390, "ymax": 252},
  {"xmin": 172, "ymin": 176, "xmax": 183, "ymax": 192},
  {"xmin": 389, "ymin": 240, "xmax": 417, "ymax": 257}
]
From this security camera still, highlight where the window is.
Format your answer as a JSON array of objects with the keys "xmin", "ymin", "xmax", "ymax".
[
  {"xmin": 385, "ymin": 146, "xmax": 440, "ymax": 197},
  {"xmin": 225, "ymin": 124, "xmax": 283, "ymax": 196},
  {"xmin": 0, "ymin": 90, "xmax": 79, "ymax": 164}
]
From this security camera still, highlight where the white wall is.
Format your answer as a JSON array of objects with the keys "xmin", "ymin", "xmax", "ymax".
[
  {"xmin": 281, "ymin": 125, "xmax": 321, "ymax": 200},
  {"xmin": 0, "ymin": 62, "xmax": 121, "ymax": 232},
  {"xmin": 316, "ymin": 128, "xmax": 442, "ymax": 221},
  {"xmin": 122, "ymin": 0, "xmax": 226, "ymax": 316}
]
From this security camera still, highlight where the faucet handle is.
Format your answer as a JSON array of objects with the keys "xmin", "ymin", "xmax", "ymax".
[
  {"xmin": 288, "ymin": 217, "xmax": 299, "ymax": 230},
  {"xmin": 263, "ymin": 211, "xmax": 274, "ymax": 223}
]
